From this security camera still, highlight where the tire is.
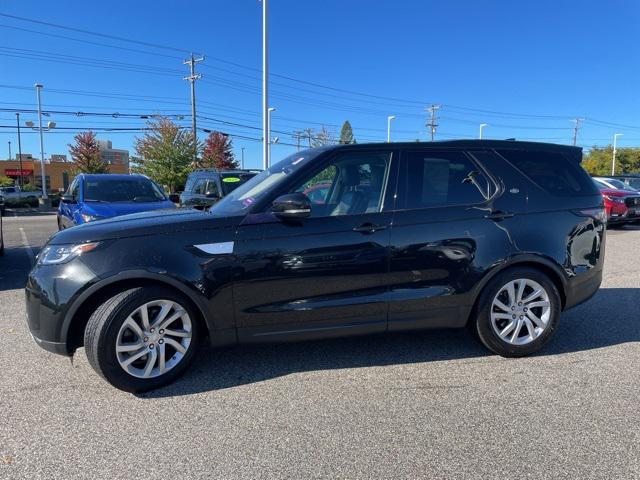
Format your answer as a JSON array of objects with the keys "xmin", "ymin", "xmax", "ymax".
[
  {"xmin": 474, "ymin": 267, "xmax": 561, "ymax": 357},
  {"xmin": 84, "ymin": 286, "xmax": 201, "ymax": 392}
]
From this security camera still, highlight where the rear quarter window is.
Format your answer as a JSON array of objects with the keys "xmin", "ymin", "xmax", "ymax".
[{"xmin": 497, "ymin": 149, "xmax": 598, "ymax": 196}]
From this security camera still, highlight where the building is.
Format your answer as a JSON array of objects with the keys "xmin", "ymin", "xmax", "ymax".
[
  {"xmin": 50, "ymin": 154, "xmax": 68, "ymax": 163},
  {"xmin": 97, "ymin": 140, "xmax": 130, "ymax": 168},
  {"xmin": 1, "ymin": 158, "xmax": 127, "ymax": 193}
]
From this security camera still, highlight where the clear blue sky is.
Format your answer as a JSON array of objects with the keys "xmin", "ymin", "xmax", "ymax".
[{"xmin": 0, "ymin": 0, "xmax": 638, "ymax": 169}]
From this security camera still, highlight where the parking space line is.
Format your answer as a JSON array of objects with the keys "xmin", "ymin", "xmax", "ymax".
[{"xmin": 19, "ymin": 227, "xmax": 36, "ymax": 267}]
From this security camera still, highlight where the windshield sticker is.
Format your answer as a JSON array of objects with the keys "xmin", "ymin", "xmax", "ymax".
[
  {"xmin": 242, "ymin": 197, "xmax": 255, "ymax": 207},
  {"xmin": 222, "ymin": 177, "xmax": 241, "ymax": 183}
]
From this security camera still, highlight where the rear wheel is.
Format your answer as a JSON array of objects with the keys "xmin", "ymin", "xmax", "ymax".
[
  {"xmin": 84, "ymin": 286, "xmax": 201, "ymax": 392},
  {"xmin": 474, "ymin": 268, "xmax": 561, "ymax": 357}
]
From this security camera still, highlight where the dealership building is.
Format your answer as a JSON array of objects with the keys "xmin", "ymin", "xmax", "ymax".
[{"xmin": 1, "ymin": 142, "xmax": 130, "ymax": 193}]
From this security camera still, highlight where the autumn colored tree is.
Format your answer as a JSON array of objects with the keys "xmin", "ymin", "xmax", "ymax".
[
  {"xmin": 134, "ymin": 117, "xmax": 198, "ymax": 192},
  {"xmin": 68, "ymin": 131, "xmax": 109, "ymax": 174},
  {"xmin": 201, "ymin": 131, "xmax": 238, "ymax": 169}
]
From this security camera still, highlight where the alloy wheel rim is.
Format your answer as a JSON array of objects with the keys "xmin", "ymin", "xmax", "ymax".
[
  {"xmin": 490, "ymin": 278, "xmax": 551, "ymax": 346},
  {"xmin": 115, "ymin": 299, "xmax": 192, "ymax": 379}
]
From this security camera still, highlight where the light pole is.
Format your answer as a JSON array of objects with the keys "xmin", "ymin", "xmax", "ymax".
[
  {"xmin": 25, "ymin": 117, "xmax": 56, "ymax": 195},
  {"xmin": 7, "ymin": 141, "xmax": 10, "ymax": 161},
  {"xmin": 34, "ymin": 83, "xmax": 48, "ymax": 199},
  {"xmin": 241, "ymin": 147, "xmax": 245, "ymax": 169},
  {"xmin": 16, "ymin": 113, "xmax": 23, "ymax": 188},
  {"xmin": 262, "ymin": 0, "xmax": 269, "ymax": 171},
  {"xmin": 267, "ymin": 107, "xmax": 276, "ymax": 167},
  {"xmin": 479, "ymin": 123, "xmax": 488, "ymax": 139},
  {"xmin": 612, "ymin": 133, "xmax": 623, "ymax": 176},
  {"xmin": 387, "ymin": 115, "xmax": 396, "ymax": 142}
]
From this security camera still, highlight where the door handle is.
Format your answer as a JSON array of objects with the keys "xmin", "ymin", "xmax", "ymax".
[
  {"xmin": 484, "ymin": 211, "xmax": 515, "ymax": 221},
  {"xmin": 353, "ymin": 223, "xmax": 388, "ymax": 234}
]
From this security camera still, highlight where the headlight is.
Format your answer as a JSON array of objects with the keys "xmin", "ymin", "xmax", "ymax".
[
  {"xmin": 604, "ymin": 195, "xmax": 625, "ymax": 204},
  {"xmin": 81, "ymin": 213, "xmax": 103, "ymax": 223},
  {"xmin": 37, "ymin": 242, "xmax": 100, "ymax": 265}
]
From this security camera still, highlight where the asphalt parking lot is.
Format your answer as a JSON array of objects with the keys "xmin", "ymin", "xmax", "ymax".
[{"xmin": 0, "ymin": 212, "xmax": 638, "ymax": 479}]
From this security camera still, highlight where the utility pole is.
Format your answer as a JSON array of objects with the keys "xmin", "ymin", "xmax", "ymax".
[
  {"xmin": 426, "ymin": 104, "xmax": 440, "ymax": 141},
  {"xmin": 303, "ymin": 128, "xmax": 314, "ymax": 148},
  {"xmin": 7, "ymin": 141, "xmax": 10, "ymax": 161},
  {"xmin": 241, "ymin": 147, "xmax": 245, "ymax": 169},
  {"xmin": 16, "ymin": 113, "xmax": 23, "ymax": 188},
  {"xmin": 262, "ymin": 0, "xmax": 269, "ymax": 170},
  {"xmin": 183, "ymin": 53, "xmax": 205, "ymax": 165},
  {"xmin": 293, "ymin": 131, "xmax": 303, "ymax": 151},
  {"xmin": 572, "ymin": 118, "xmax": 583, "ymax": 146}
]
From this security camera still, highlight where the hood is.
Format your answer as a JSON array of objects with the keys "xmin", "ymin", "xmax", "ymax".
[
  {"xmin": 50, "ymin": 208, "xmax": 241, "ymax": 245},
  {"xmin": 82, "ymin": 200, "xmax": 175, "ymax": 218}
]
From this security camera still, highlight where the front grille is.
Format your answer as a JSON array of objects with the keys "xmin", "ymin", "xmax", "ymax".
[{"xmin": 625, "ymin": 196, "xmax": 640, "ymax": 208}]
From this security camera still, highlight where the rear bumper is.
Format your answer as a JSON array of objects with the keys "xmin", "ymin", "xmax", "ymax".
[{"xmin": 564, "ymin": 267, "xmax": 602, "ymax": 310}]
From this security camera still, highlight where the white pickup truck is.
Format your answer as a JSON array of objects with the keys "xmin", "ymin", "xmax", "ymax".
[{"xmin": 0, "ymin": 186, "xmax": 41, "ymax": 207}]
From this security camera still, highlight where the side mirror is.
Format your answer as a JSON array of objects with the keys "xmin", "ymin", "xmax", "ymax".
[
  {"xmin": 61, "ymin": 194, "xmax": 76, "ymax": 204},
  {"xmin": 205, "ymin": 191, "xmax": 220, "ymax": 199},
  {"xmin": 168, "ymin": 193, "xmax": 180, "ymax": 203},
  {"xmin": 272, "ymin": 192, "xmax": 311, "ymax": 220}
]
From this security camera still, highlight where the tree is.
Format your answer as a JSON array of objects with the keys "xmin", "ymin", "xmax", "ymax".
[
  {"xmin": 0, "ymin": 175, "xmax": 13, "ymax": 187},
  {"xmin": 311, "ymin": 125, "xmax": 335, "ymax": 147},
  {"xmin": 582, "ymin": 146, "xmax": 640, "ymax": 176},
  {"xmin": 134, "ymin": 117, "xmax": 198, "ymax": 192},
  {"xmin": 201, "ymin": 131, "xmax": 238, "ymax": 169},
  {"xmin": 338, "ymin": 120, "xmax": 356, "ymax": 144},
  {"xmin": 68, "ymin": 131, "xmax": 109, "ymax": 174}
]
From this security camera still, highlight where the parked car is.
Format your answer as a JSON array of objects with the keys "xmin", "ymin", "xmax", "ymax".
[
  {"xmin": 57, "ymin": 174, "xmax": 176, "ymax": 230},
  {"xmin": 179, "ymin": 169, "xmax": 259, "ymax": 210},
  {"xmin": 593, "ymin": 179, "xmax": 640, "ymax": 225},
  {"xmin": 26, "ymin": 140, "xmax": 605, "ymax": 392},
  {"xmin": 593, "ymin": 176, "xmax": 637, "ymax": 191},
  {"xmin": 610, "ymin": 174, "xmax": 640, "ymax": 191},
  {"xmin": 0, "ymin": 195, "xmax": 4, "ymax": 256},
  {"xmin": 0, "ymin": 185, "xmax": 40, "ymax": 207}
]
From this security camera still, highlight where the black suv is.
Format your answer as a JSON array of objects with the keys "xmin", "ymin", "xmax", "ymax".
[
  {"xmin": 179, "ymin": 169, "xmax": 258, "ymax": 209},
  {"xmin": 26, "ymin": 141, "xmax": 605, "ymax": 392}
]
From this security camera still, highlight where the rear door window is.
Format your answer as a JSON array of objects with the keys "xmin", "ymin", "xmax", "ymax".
[
  {"xmin": 497, "ymin": 149, "xmax": 598, "ymax": 196},
  {"xmin": 398, "ymin": 150, "xmax": 494, "ymax": 210}
]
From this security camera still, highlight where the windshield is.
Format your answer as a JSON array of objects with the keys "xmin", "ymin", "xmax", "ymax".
[
  {"xmin": 603, "ymin": 178, "xmax": 629, "ymax": 190},
  {"xmin": 84, "ymin": 177, "xmax": 166, "ymax": 203},
  {"xmin": 210, "ymin": 151, "xmax": 320, "ymax": 216},
  {"xmin": 220, "ymin": 172, "xmax": 258, "ymax": 195}
]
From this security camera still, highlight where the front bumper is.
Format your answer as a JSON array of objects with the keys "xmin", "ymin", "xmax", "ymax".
[{"xmin": 25, "ymin": 259, "xmax": 98, "ymax": 356}]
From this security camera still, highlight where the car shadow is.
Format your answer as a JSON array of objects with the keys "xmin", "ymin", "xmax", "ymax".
[
  {"xmin": 0, "ymin": 245, "xmax": 40, "ymax": 291},
  {"xmin": 139, "ymin": 287, "xmax": 639, "ymax": 398}
]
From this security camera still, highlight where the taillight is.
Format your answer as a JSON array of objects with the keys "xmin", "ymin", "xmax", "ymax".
[{"xmin": 573, "ymin": 207, "xmax": 607, "ymax": 223}]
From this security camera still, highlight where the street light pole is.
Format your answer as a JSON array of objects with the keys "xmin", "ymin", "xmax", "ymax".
[
  {"xmin": 241, "ymin": 147, "xmax": 245, "ymax": 169},
  {"xmin": 262, "ymin": 0, "xmax": 269, "ymax": 171},
  {"xmin": 387, "ymin": 115, "xmax": 396, "ymax": 142},
  {"xmin": 7, "ymin": 141, "xmax": 10, "ymax": 162},
  {"xmin": 16, "ymin": 113, "xmax": 23, "ymax": 188},
  {"xmin": 267, "ymin": 107, "xmax": 276, "ymax": 167},
  {"xmin": 35, "ymin": 83, "xmax": 47, "ymax": 199},
  {"xmin": 612, "ymin": 133, "xmax": 623, "ymax": 176},
  {"xmin": 479, "ymin": 123, "xmax": 488, "ymax": 139}
]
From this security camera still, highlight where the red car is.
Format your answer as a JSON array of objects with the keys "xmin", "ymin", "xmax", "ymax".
[{"xmin": 594, "ymin": 181, "xmax": 640, "ymax": 225}]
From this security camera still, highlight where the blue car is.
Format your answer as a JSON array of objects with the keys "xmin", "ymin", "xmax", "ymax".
[{"xmin": 57, "ymin": 174, "xmax": 176, "ymax": 230}]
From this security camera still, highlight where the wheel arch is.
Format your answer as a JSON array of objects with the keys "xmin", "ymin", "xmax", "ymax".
[
  {"xmin": 64, "ymin": 271, "xmax": 213, "ymax": 354},
  {"xmin": 466, "ymin": 255, "xmax": 568, "ymax": 327}
]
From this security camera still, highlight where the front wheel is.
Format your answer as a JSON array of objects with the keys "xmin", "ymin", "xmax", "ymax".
[
  {"xmin": 474, "ymin": 268, "xmax": 561, "ymax": 357},
  {"xmin": 84, "ymin": 286, "xmax": 201, "ymax": 392}
]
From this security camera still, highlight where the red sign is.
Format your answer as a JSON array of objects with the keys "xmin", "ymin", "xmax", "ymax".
[{"xmin": 5, "ymin": 169, "xmax": 33, "ymax": 176}]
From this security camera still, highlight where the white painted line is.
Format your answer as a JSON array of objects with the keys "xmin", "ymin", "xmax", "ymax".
[{"xmin": 19, "ymin": 227, "xmax": 35, "ymax": 267}]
